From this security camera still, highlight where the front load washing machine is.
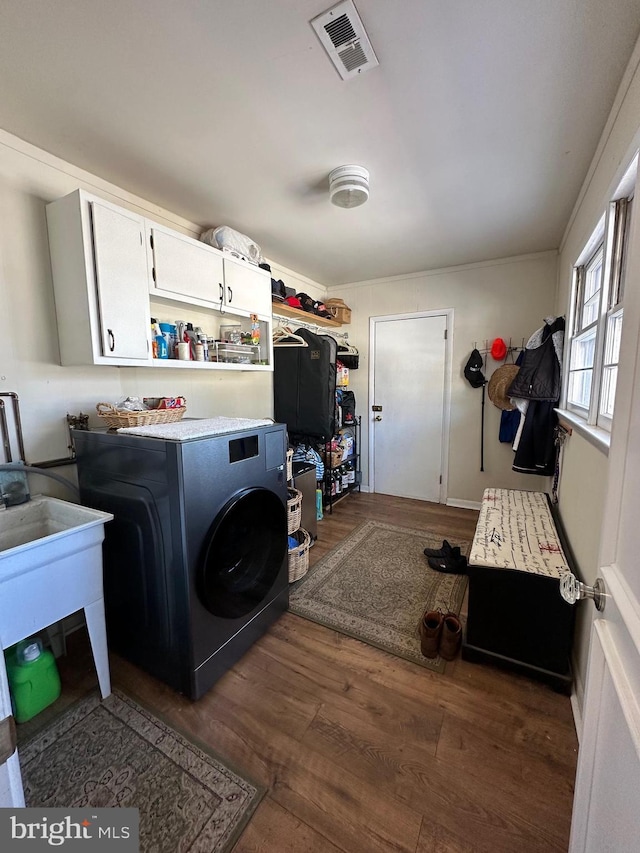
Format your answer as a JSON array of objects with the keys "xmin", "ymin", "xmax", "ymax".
[{"xmin": 73, "ymin": 422, "xmax": 289, "ymax": 699}]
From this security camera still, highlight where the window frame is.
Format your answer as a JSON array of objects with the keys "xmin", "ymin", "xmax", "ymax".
[{"xmin": 564, "ymin": 176, "xmax": 634, "ymax": 433}]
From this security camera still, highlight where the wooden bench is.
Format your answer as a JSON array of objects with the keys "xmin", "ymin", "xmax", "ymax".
[{"xmin": 461, "ymin": 488, "xmax": 575, "ymax": 693}]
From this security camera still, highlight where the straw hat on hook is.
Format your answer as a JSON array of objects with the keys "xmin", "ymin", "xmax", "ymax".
[{"xmin": 488, "ymin": 364, "xmax": 520, "ymax": 411}]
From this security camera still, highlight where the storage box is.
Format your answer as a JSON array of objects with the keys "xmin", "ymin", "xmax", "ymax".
[
  {"xmin": 325, "ymin": 299, "xmax": 352, "ymax": 324},
  {"xmin": 213, "ymin": 342, "xmax": 258, "ymax": 364}
]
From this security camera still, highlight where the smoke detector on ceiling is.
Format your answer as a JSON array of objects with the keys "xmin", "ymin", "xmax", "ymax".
[
  {"xmin": 311, "ymin": 0, "xmax": 379, "ymax": 81},
  {"xmin": 329, "ymin": 165, "xmax": 369, "ymax": 208}
]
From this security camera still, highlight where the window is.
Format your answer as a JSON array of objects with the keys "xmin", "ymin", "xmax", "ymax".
[{"xmin": 566, "ymin": 190, "xmax": 633, "ymax": 432}]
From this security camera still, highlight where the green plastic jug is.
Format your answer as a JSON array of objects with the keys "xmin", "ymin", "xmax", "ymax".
[{"xmin": 5, "ymin": 637, "xmax": 61, "ymax": 723}]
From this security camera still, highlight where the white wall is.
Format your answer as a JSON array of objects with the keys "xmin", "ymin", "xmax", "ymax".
[
  {"xmin": 0, "ymin": 130, "xmax": 324, "ymax": 489},
  {"xmin": 328, "ymin": 252, "xmax": 558, "ymax": 504},
  {"xmin": 554, "ymin": 41, "xmax": 640, "ymax": 716}
]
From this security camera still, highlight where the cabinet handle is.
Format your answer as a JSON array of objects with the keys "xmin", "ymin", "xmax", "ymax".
[
  {"xmin": 227, "ymin": 286, "xmax": 233, "ymax": 304},
  {"xmin": 219, "ymin": 282, "xmax": 225, "ymax": 315},
  {"xmin": 152, "ymin": 267, "xmax": 156, "ymax": 283},
  {"xmin": 107, "ymin": 329, "xmax": 115, "ymax": 352}
]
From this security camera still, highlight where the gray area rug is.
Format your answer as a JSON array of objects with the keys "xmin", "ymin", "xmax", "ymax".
[
  {"xmin": 290, "ymin": 520, "xmax": 469, "ymax": 673},
  {"xmin": 21, "ymin": 689, "xmax": 263, "ymax": 853}
]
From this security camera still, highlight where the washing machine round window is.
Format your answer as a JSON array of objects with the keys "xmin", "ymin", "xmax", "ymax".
[{"xmin": 199, "ymin": 487, "xmax": 287, "ymax": 619}]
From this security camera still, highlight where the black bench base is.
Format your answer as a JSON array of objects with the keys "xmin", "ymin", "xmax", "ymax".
[
  {"xmin": 462, "ymin": 563, "xmax": 575, "ymax": 694},
  {"xmin": 462, "ymin": 637, "xmax": 573, "ymax": 694}
]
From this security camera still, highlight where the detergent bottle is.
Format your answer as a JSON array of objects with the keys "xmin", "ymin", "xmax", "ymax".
[{"xmin": 5, "ymin": 637, "xmax": 61, "ymax": 723}]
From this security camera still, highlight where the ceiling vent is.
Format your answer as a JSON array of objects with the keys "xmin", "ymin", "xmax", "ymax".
[{"xmin": 311, "ymin": 1, "xmax": 379, "ymax": 81}]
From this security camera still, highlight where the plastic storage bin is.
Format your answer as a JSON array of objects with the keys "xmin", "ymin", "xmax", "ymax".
[{"xmin": 5, "ymin": 637, "xmax": 61, "ymax": 723}]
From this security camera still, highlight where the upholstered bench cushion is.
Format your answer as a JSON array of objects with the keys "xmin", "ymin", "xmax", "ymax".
[{"xmin": 469, "ymin": 488, "xmax": 571, "ymax": 578}]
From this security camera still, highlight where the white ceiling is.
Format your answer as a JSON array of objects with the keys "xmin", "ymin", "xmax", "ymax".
[{"xmin": 1, "ymin": 1, "xmax": 640, "ymax": 286}]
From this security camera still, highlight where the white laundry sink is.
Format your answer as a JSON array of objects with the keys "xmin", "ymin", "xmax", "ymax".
[
  {"xmin": 0, "ymin": 495, "xmax": 114, "ymax": 809},
  {"xmin": 0, "ymin": 495, "xmax": 112, "ymax": 580},
  {"xmin": 0, "ymin": 495, "xmax": 113, "ymax": 655}
]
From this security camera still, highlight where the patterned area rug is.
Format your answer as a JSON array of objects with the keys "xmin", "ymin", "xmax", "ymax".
[
  {"xmin": 290, "ymin": 520, "xmax": 469, "ymax": 673},
  {"xmin": 21, "ymin": 690, "xmax": 263, "ymax": 853}
]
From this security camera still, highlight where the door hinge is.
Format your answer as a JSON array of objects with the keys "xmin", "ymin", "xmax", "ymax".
[{"xmin": 0, "ymin": 714, "xmax": 17, "ymax": 764}]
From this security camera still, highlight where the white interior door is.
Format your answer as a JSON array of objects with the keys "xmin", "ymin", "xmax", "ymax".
[
  {"xmin": 568, "ymin": 210, "xmax": 640, "ymax": 850},
  {"xmin": 370, "ymin": 312, "xmax": 449, "ymax": 502}
]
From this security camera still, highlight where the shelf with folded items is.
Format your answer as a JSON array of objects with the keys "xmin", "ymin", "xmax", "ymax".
[{"xmin": 272, "ymin": 300, "xmax": 342, "ymax": 328}]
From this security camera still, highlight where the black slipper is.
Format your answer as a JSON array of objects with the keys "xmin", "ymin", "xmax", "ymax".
[
  {"xmin": 427, "ymin": 555, "xmax": 468, "ymax": 574},
  {"xmin": 423, "ymin": 540, "xmax": 460, "ymax": 559}
]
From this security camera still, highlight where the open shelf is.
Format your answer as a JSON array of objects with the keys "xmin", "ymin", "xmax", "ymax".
[{"xmin": 272, "ymin": 301, "xmax": 342, "ymax": 328}]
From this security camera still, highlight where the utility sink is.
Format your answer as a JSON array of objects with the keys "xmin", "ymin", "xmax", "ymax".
[
  {"xmin": 0, "ymin": 495, "xmax": 112, "ymax": 580},
  {"xmin": 0, "ymin": 495, "xmax": 113, "ymax": 702}
]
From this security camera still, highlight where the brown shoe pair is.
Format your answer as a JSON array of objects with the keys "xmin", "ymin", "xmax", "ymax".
[{"xmin": 419, "ymin": 609, "xmax": 462, "ymax": 660}]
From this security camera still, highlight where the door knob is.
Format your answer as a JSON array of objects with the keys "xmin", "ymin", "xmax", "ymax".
[
  {"xmin": 559, "ymin": 573, "xmax": 606, "ymax": 611},
  {"xmin": 374, "ymin": 415, "xmax": 382, "ymax": 421}
]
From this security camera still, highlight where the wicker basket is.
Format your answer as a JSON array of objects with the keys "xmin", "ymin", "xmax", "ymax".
[
  {"xmin": 287, "ymin": 487, "xmax": 302, "ymax": 534},
  {"xmin": 288, "ymin": 527, "xmax": 311, "ymax": 582},
  {"xmin": 286, "ymin": 448, "xmax": 293, "ymax": 482},
  {"xmin": 96, "ymin": 403, "xmax": 187, "ymax": 429}
]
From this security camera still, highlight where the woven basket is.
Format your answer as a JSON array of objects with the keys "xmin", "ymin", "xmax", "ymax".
[
  {"xmin": 287, "ymin": 487, "xmax": 302, "ymax": 534},
  {"xmin": 286, "ymin": 448, "xmax": 293, "ymax": 482},
  {"xmin": 288, "ymin": 527, "xmax": 311, "ymax": 583},
  {"xmin": 96, "ymin": 403, "xmax": 187, "ymax": 429}
]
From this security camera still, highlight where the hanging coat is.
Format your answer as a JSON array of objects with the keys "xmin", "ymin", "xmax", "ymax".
[{"xmin": 510, "ymin": 318, "xmax": 564, "ymax": 476}]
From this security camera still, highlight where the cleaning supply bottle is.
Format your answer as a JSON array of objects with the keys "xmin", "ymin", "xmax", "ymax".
[
  {"xmin": 185, "ymin": 322, "xmax": 198, "ymax": 360},
  {"xmin": 150, "ymin": 318, "xmax": 158, "ymax": 358},
  {"xmin": 5, "ymin": 636, "xmax": 61, "ymax": 723},
  {"xmin": 150, "ymin": 318, "xmax": 167, "ymax": 359}
]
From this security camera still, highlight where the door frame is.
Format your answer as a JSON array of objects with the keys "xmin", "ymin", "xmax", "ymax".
[{"xmin": 368, "ymin": 309, "xmax": 454, "ymax": 503}]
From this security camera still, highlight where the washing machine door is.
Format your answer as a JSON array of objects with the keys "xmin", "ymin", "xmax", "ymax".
[{"xmin": 199, "ymin": 487, "xmax": 287, "ymax": 619}]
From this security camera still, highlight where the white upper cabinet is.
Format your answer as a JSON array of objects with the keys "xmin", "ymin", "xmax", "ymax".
[
  {"xmin": 46, "ymin": 189, "xmax": 273, "ymax": 370},
  {"xmin": 148, "ymin": 224, "xmax": 224, "ymax": 307},
  {"xmin": 91, "ymin": 202, "xmax": 151, "ymax": 360},
  {"xmin": 148, "ymin": 223, "xmax": 271, "ymax": 318},
  {"xmin": 46, "ymin": 190, "xmax": 150, "ymax": 365},
  {"xmin": 222, "ymin": 254, "xmax": 271, "ymax": 317}
]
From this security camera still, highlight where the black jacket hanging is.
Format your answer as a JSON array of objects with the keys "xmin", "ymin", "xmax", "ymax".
[{"xmin": 507, "ymin": 317, "xmax": 564, "ymax": 402}]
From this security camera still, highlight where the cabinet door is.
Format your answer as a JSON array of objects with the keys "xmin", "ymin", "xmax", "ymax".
[
  {"xmin": 149, "ymin": 226, "xmax": 224, "ymax": 306},
  {"xmin": 91, "ymin": 202, "xmax": 150, "ymax": 360},
  {"xmin": 223, "ymin": 257, "xmax": 271, "ymax": 316}
]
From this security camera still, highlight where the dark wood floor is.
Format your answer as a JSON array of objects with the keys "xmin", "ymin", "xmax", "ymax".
[{"xmin": 36, "ymin": 493, "xmax": 578, "ymax": 852}]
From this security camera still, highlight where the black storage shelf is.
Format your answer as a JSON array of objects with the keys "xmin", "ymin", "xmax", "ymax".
[{"xmin": 323, "ymin": 416, "xmax": 361, "ymax": 514}]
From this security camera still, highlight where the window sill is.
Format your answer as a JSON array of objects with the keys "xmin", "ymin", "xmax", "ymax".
[{"xmin": 555, "ymin": 408, "xmax": 610, "ymax": 456}]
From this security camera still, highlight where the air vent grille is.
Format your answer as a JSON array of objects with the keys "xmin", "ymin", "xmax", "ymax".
[
  {"xmin": 325, "ymin": 14, "xmax": 356, "ymax": 48},
  {"xmin": 339, "ymin": 43, "xmax": 367, "ymax": 72},
  {"xmin": 311, "ymin": 1, "xmax": 379, "ymax": 81}
]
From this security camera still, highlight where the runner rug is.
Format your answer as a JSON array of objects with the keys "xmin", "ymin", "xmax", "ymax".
[
  {"xmin": 289, "ymin": 520, "xmax": 469, "ymax": 673},
  {"xmin": 20, "ymin": 689, "xmax": 263, "ymax": 853}
]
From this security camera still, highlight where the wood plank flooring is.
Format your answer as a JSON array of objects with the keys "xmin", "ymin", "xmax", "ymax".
[{"xmin": 37, "ymin": 492, "xmax": 578, "ymax": 852}]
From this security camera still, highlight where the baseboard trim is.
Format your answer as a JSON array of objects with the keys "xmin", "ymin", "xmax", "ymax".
[
  {"xmin": 570, "ymin": 647, "xmax": 585, "ymax": 742},
  {"xmin": 446, "ymin": 498, "xmax": 482, "ymax": 511},
  {"xmin": 570, "ymin": 691, "xmax": 583, "ymax": 743}
]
